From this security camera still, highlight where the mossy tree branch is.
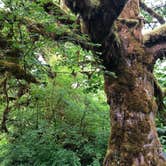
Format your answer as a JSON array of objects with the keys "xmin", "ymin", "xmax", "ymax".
[
  {"xmin": 143, "ymin": 24, "xmax": 166, "ymax": 47},
  {"xmin": 0, "ymin": 60, "xmax": 38, "ymax": 83},
  {"xmin": 143, "ymin": 25, "xmax": 166, "ymax": 112},
  {"xmin": 31, "ymin": 0, "xmax": 78, "ymax": 25},
  {"xmin": 21, "ymin": 17, "xmax": 98, "ymax": 51},
  {"xmin": 143, "ymin": 24, "xmax": 166, "ymax": 63}
]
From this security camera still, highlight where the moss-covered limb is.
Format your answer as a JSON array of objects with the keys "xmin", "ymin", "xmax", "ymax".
[
  {"xmin": 0, "ymin": 8, "xmax": 95, "ymax": 52},
  {"xmin": 21, "ymin": 17, "xmax": 97, "ymax": 51},
  {"xmin": 143, "ymin": 24, "xmax": 166, "ymax": 63},
  {"xmin": 143, "ymin": 24, "xmax": 166, "ymax": 47},
  {"xmin": 0, "ymin": 60, "xmax": 38, "ymax": 83},
  {"xmin": 31, "ymin": 0, "xmax": 129, "ymax": 44},
  {"xmin": 31, "ymin": 0, "xmax": 78, "ymax": 24},
  {"xmin": 140, "ymin": 1, "xmax": 165, "ymax": 24}
]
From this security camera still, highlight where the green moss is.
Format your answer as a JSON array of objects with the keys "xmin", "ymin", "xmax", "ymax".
[
  {"xmin": 148, "ymin": 98, "xmax": 158, "ymax": 112},
  {"xmin": 122, "ymin": 144, "xmax": 142, "ymax": 153},
  {"xmin": 130, "ymin": 35, "xmax": 145, "ymax": 56},
  {"xmin": 143, "ymin": 24, "xmax": 166, "ymax": 44},
  {"xmin": 113, "ymin": 31, "xmax": 121, "ymax": 45},
  {"xmin": 117, "ymin": 68, "xmax": 136, "ymax": 89},
  {"xmin": 127, "ymin": 91, "xmax": 150, "ymax": 113},
  {"xmin": 136, "ymin": 63, "xmax": 144, "ymax": 75}
]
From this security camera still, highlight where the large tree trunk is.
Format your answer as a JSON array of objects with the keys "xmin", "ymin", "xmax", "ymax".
[
  {"xmin": 64, "ymin": 0, "xmax": 166, "ymax": 165},
  {"xmin": 103, "ymin": 0, "xmax": 166, "ymax": 165}
]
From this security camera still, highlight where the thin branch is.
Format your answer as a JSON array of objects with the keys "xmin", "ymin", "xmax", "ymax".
[{"xmin": 140, "ymin": 1, "xmax": 165, "ymax": 24}]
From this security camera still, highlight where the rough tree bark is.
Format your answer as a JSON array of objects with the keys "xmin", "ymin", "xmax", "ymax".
[
  {"xmin": 103, "ymin": 1, "xmax": 166, "ymax": 165},
  {"xmin": 64, "ymin": 0, "xmax": 166, "ymax": 165}
]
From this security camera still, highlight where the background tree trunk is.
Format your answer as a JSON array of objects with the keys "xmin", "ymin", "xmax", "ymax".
[{"xmin": 103, "ymin": 0, "xmax": 166, "ymax": 165}]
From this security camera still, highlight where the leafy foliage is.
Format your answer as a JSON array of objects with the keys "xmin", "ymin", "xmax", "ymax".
[{"xmin": 0, "ymin": 74, "xmax": 109, "ymax": 166}]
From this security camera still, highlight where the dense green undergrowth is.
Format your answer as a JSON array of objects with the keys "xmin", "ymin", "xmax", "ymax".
[{"xmin": 0, "ymin": 75, "xmax": 110, "ymax": 166}]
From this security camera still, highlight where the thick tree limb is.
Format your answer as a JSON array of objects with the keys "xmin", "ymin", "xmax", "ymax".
[
  {"xmin": 21, "ymin": 17, "xmax": 98, "ymax": 51},
  {"xmin": 64, "ymin": 0, "xmax": 129, "ymax": 42},
  {"xmin": 144, "ymin": 24, "xmax": 166, "ymax": 63},
  {"xmin": 140, "ymin": 1, "xmax": 165, "ymax": 24},
  {"xmin": 0, "ymin": 60, "xmax": 38, "ymax": 83},
  {"xmin": 29, "ymin": 2, "xmax": 98, "ymax": 50},
  {"xmin": 144, "ymin": 24, "xmax": 166, "ymax": 47},
  {"xmin": 64, "ymin": 0, "xmax": 128, "ymax": 18},
  {"xmin": 40, "ymin": 0, "xmax": 129, "ymax": 43}
]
